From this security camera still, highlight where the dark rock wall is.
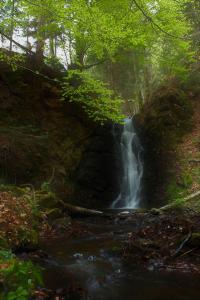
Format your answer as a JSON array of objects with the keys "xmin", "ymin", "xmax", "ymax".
[
  {"xmin": 135, "ymin": 87, "xmax": 192, "ymax": 207},
  {"xmin": 0, "ymin": 62, "xmax": 119, "ymax": 208},
  {"xmin": 75, "ymin": 124, "xmax": 122, "ymax": 208}
]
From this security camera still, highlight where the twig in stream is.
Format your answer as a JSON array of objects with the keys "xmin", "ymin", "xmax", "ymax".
[
  {"xmin": 179, "ymin": 248, "xmax": 197, "ymax": 258},
  {"xmin": 172, "ymin": 232, "xmax": 192, "ymax": 257},
  {"xmin": 165, "ymin": 265, "xmax": 190, "ymax": 270}
]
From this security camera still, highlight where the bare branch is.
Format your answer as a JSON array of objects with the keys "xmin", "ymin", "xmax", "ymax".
[
  {"xmin": 84, "ymin": 59, "xmax": 107, "ymax": 70},
  {"xmin": 132, "ymin": 0, "xmax": 189, "ymax": 41},
  {"xmin": 0, "ymin": 29, "xmax": 35, "ymax": 54}
]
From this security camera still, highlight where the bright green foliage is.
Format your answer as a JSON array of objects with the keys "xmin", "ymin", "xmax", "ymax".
[
  {"xmin": 0, "ymin": 51, "xmax": 24, "ymax": 71},
  {"xmin": 0, "ymin": 250, "xmax": 42, "ymax": 300},
  {"xmin": 0, "ymin": 0, "xmax": 196, "ymax": 117},
  {"xmin": 62, "ymin": 70, "xmax": 125, "ymax": 124},
  {"xmin": 0, "ymin": 0, "xmax": 192, "ymax": 66}
]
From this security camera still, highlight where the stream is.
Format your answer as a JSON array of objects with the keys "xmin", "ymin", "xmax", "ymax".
[
  {"xmin": 38, "ymin": 215, "xmax": 200, "ymax": 300},
  {"xmin": 36, "ymin": 117, "xmax": 200, "ymax": 299}
]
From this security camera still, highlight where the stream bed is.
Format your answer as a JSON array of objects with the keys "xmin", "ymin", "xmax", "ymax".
[{"xmin": 37, "ymin": 215, "xmax": 200, "ymax": 300}]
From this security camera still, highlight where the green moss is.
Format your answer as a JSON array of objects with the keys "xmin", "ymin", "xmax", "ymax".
[
  {"xmin": 180, "ymin": 171, "xmax": 193, "ymax": 188},
  {"xmin": 45, "ymin": 208, "xmax": 63, "ymax": 221},
  {"xmin": 0, "ymin": 236, "xmax": 9, "ymax": 249},
  {"xmin": 0, "ymin": 184, "xmax": 29, "ymax": 196},
  {"xmin": 165, "ymin": 171, "xmax": 193, "ymax": 204},
  {"xmin": 36, "ymin": 191, "xmax": 60, "ymax": 210},
  {"xmin": 166, "ymin": 180, "xmax": 184, "ymax": 201}
]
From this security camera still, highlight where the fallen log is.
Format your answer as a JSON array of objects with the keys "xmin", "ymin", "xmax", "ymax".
[
  {"xmin": 184, "ymin": 191, "xmax": 200, "ymax": 201},
  {"xmin": 157, "ymin": 191, "xmax": 200, "ymax": 211},
  {"xmin": 59, "ymin": 200, "xmax": 103, "ymax": 216},
  {"xmin": 189, "ymin": 159, "xmax": 200, "ymax": 164}
]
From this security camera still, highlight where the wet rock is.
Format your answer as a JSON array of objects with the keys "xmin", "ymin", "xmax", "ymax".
[
  {"xmin": 88, "ymin": 255, "xmax": 96, "ymax": 262},
  {"xmin": 73, "ymin": 253, "xmax": 84, "ymax": 259},
  {"xmin": 33, "ymin": 285, "xmax": 87, "ymax": 300},
  {"xmin": 16, "ymin": 249, "xmax": 50, "ymax": 266},
  {"xmin": 150, "ymin": 208, "xmax": 161, "ymax": 215},
  {"xmin": 52, "ymin": 216, "xmax": 72, "ymax": 229},
  {"xmin": 117, "ymin": 211, "xmax": 130, "ymax": 219}
]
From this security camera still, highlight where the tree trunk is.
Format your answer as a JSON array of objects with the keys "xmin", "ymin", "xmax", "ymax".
[
  {"xmin": 35, "ymin": 18, "xmax": 45, "ymax": 65},
  {"xmin": 35, "ymin": 38, "xmax": 45, "ymax": 64},
  {"xmin": 9, "ymin": 0, "xmax": 15, "ymax": 51},
  {"xmin": 49, "ymin": 38, "xmax": 55, "ymax": 57}
]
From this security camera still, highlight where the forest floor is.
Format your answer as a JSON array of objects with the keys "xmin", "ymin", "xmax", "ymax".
[
  {"xmin": 166, "ymin": 96, "xmax": 200, "ymax": 205},
  {"xmin": 121, "ymin": 209, "xmax": 200, "ymax": 273},
  {"xmin": 176, "ymin": 97, "xmax": 200, "ymax": 196}
]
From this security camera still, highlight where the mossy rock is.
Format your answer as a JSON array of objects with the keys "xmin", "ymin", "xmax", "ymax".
[
  {"xmin": 0, "ymin": 127, "xmax": 49, "ymax": 184},
  {"xmin": 52, "ymin": 216, "xmax": 71, "ymax": 229},
  {"xmin": 45, "ymin": 208, "xmax": 63, "ymax": 221},
  {"xmin": 136, "ymin": 87, "xmax": 192, "ymax": 152},
  {"xmin": 135, "ymin": 86, "xmax": 193, "ymax": 205},
  {"xmin": 36, "ymin": 191, "xmax": 61, "ymax": 210}
]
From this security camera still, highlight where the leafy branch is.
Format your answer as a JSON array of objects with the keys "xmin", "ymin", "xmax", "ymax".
[{"xmin": 132, "ymin": 0, "xmax": 189, "ymax": 40}]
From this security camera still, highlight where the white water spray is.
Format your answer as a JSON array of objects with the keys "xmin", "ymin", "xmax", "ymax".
[{"xmin": 111, "ymin": 118, "xmax": 143, "ymax": 209}]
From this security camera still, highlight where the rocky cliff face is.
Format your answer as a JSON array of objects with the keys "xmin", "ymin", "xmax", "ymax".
[
  {"xmin": 75, "ymin": 123, "xmax": 122, "ymax": 208},
  {"xmin": 136, "ymin": 86, "xmax": 192, "ymax": 207},
  {"xmin": 0, "ymin": 62, "xmax": 118, "ymax": 208}
]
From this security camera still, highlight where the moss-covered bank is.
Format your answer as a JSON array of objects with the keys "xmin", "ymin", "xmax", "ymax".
[
  {"xmin": 136, "ymin": 86, "xmax": 193, "ymax": 207},
  {"xmin": 0, "ymin": 61, "xmax": 119, "ymax": 209}
]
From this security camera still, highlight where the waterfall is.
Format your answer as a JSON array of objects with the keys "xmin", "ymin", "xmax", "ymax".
[{"xmin": 111, "ymin": 118, "xmax": 143, "ymax": 209}]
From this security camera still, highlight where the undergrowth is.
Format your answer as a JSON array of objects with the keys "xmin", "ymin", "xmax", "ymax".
[{"xmin": 0, "ymin": 250, "xmax": 42, "ymax": 300}]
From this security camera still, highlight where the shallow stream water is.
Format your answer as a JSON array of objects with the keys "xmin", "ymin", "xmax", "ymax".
[{"xmin": 39, "ymin": 216, "xmax": 200, "ymax": 300}]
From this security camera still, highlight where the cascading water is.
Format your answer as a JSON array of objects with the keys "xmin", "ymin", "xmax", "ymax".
[{"xmin": 111, "ymin": 118, "xmax": 143, "ymax": 209}]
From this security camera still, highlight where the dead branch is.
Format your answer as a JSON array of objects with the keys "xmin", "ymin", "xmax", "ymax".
[
  {"xmin": 0, "ymin": 30, "xmax": 35, "ymax": 54},
  {"xmin": 172, "ymin": 232, "xmax": 192, "ymax": 257},
  {"xmin": 189, "ymin": 159, "xmax": 200, "ymax": 164}
]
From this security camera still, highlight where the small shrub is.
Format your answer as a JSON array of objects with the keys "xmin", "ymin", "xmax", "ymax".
[
  {"xmin": 41, "ymin": 181, "xmax": 52, "ymax": 193},
  {"xmin": 62, "ymin": 70, "xmax": 125, "ymax": 124},
  {"xmin": 0, "ymin": 250, "xmax": 42, "ymax": 300}
]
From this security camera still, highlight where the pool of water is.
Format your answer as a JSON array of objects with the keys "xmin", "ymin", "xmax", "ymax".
[{"xmin": 39, "ymin": 219, "xmax": 200, "ymax": 300}]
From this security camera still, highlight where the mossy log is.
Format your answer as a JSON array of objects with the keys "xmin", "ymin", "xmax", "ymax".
[
  {"xmin": 158, "ymin": 191, "xmax": 200, "ymax": 211},
  {"xmin": 59, "ymin": 200, "xmax": 103, "ymax": 216}
]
